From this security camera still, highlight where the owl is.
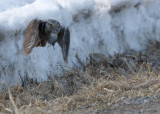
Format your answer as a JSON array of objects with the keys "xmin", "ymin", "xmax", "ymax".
[{"xmin": 23, "ymin": 19, "xmax": 70, "ymax": 62}]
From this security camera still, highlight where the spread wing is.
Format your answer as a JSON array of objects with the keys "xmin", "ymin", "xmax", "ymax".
[
  {"xmin": 23, "ymin": 19, "xmax": 41, "ymax": 56},
  {"xmin": 57, "ymin": 27, "xmax": 70, "ymax": 62}
]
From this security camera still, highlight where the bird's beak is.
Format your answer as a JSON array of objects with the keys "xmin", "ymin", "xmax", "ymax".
[{"xmin": 52, "ymin": 27, "xmax": 61, "ymax": 34}]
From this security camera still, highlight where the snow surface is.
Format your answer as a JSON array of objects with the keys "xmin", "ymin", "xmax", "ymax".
[{"xmin": 0, "ymin": 0, "xmax": 159, "ymax": 85}]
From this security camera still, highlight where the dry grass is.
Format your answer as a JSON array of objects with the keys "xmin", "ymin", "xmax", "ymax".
[{"xmin": 1, "ymin": 42, "xmax": 160, "ymax": 113}]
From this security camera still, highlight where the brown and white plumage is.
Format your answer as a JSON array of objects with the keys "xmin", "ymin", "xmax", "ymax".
[
  {"xmin": 23, "ymin": 19, "xmax": 70, "ymax": 62},
  {"xmin": 23, "ymin": 19, "xmax": 41, "ymax": 55}
]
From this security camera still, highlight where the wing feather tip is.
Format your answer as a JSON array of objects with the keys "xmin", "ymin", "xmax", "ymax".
[{"xmin": 23, "ymin": 50, "xmax": 30, "ymax": 56}]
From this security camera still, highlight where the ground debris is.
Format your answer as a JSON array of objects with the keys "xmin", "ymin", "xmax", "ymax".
[{"xmin": 1, "ymin": 42, "xmax": 160, "ymax": 113}]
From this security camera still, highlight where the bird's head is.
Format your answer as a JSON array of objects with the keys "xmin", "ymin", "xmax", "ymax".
[{"xmin": 46, "ymin": 19, "xmax": 61, "ymax": 34}]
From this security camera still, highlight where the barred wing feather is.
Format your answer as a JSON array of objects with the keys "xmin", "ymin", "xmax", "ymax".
[{"xmin": 23, "ymin": 19, "xmax": 40, "ymax": 56}]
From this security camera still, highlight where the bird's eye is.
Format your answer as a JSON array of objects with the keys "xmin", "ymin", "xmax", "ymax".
[{"xmin": 49, "ymin": 23, "xmax": 52, "ymax": 27}]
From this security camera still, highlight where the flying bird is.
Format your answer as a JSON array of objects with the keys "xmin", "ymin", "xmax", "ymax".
[{"xmin": 23, "ymin": 19, "xmax": 70, "ymax": 62}]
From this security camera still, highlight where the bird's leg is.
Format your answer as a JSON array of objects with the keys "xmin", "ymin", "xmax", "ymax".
[{"xmin": 51, "ymin": 41, "xmax": 57, "ymax": 48}]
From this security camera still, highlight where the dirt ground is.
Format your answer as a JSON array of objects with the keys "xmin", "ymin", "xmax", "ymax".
[{"xmin": 101, "ymin": 96, "xmax": 160, "ymax": 114}]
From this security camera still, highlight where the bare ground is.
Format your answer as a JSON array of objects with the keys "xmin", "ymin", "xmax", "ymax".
[{"xmin": 1, "ymin": 42, "xmax": 160, "ymax": 113}]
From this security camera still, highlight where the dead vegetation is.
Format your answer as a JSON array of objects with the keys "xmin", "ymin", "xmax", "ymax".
[{"xmin": 1, "ymin": 42, "xmax": 160, "ymax": 113}]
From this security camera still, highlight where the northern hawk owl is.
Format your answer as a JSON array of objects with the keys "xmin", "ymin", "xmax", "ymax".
[{"xmin": 23, "ymin": 19, "xmax": 70, "ymax": 62}]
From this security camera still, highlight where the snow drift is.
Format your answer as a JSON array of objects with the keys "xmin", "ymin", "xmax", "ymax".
[{"xmin": 0, "ymin": 0, "xmax": 160, "ymax": 85}]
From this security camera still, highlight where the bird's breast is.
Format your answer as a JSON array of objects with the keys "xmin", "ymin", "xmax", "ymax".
[{"xmin": 48, "ymin": 33, "xmax": 58, "ymax": 44}]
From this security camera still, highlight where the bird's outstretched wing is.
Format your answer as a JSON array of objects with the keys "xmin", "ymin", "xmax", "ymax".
[
  {"xmin": 57, "ymin": 27, "xmax": 70, "ymax": 62},
  {"xmin": 23, "ymin": 19, "xmax": 41, "ymax": 56}
]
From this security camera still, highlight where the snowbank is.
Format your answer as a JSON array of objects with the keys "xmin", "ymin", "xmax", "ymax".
[{"xmin": 0, "ymin": 0, "xmax": 159, "ymax": 85}]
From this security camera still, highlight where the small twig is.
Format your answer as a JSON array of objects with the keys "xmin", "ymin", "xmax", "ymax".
[
  {"xmin": 8, "ymin": 89, "xmax": 19, "ymax": 114},
  {"xmin": 75, "ymin": 53, "xmax": 84, "ymax": 68},
  {"xmin": 18, "ymin": 71, "xmax": 24, "ymax": 87},
  {"xmin": 72, "ymin": 61, "xmax": 79, "ymax": 69},
  {"xmin": 135, "ymin": 80, "xmax": 159, "ymax": 90}
]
